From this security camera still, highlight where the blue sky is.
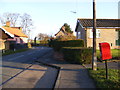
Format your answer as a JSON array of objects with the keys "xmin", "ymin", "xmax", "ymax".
[{"xmin": 0, "ymin": 0, "xmax": 119, "ymax": 39}]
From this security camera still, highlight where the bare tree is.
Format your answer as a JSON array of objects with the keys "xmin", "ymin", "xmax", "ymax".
[
  {"xmin": 9, "ymin": 13, "xmax": 20, "ymax": 27},
  {"xmin": 20, "ymin": 13, "xmax": 33, "ymax": 35},
  {"xmin": 0, "ymin": 12, "xmax": 20, "ymax": 26},
  {"xmin": 37, "ymin": 33, "xmax": 50, "ymax": 41},
  {"xmin": 0, "ymin": 14, "xmax": 4, "ymax": 26},
  {"xmin": 0, "ymin": 12, "xmax": 33, "ymax": 38}
]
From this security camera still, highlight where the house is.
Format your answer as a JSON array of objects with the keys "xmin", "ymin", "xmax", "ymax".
[
  {"xmin": 55, "ymin": 26, "xmax": 68, "ymax": 38},
  {"xmin": 75, "ymin": 18, "xmax": 120, "ymax": 49},
  {"xmin": 55, "ymin": 26, "xmax": 75, "ymax": 40},
  {"xmin": 2, "ymin": 21, "xmax": 28, "ymax": 43},
  {"xmin": 0, "ymin": 21, "xmax": 28, "ymax": 50},
  {"xmin": 0, "ymin": 27, "xmax": 13, "ymax": 50}
]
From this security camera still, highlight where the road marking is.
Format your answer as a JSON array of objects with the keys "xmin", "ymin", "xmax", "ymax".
[{"xmin": 8, "ymin": 55, "xmax": 24, "ymax": 61}]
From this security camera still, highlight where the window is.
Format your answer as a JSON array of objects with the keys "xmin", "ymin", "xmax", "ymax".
[
  {"xmin": 77, "ymin": 32, "xmax": 81, "ymax": 39},
  {"xmin": 116, "ymin": 30, "xmax": 120, "ymax": 46},
  {"xmin": 96, "ymin": 29, "xmax": 100, "ymax": 38},
  {"xmin": 89, "ymin": 29, "xmax": 100, "ymax": 38},
  {"xmin": 116, "ymin": 40, "xmax": 120, "ymax": 46}
]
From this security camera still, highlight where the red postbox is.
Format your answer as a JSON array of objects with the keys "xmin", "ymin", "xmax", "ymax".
[{"xmin": 99, "ymin": 42, "xmax": 112, "ymax": 60}]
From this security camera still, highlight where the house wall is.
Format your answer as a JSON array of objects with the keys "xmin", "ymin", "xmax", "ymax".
[
  {"xmin": 0, "ymin": 30, "xmax": 9, "ymax": 50},
  {"xmin": 76, "ymin": 24, "xmax": 86, "ymax": 40},
  {"xmin": 86, "ymin": 28, "xmax": 119, "ymax": 49},
  {"xmin": 7, "ymin": 37, "xmax": 28, "ymax": 44},
  {"xmin": 76, "ymin": 24, "xmax": 86, "ymax": 46},
  {"xmin": 20, "ymin": 37, "xmax": 28, "ymax": 43},
  {"xmin": 0, "ymin": 39, "xmax": 11, "ymax": 50},
  {"xmin": 0, "ymin": 39, "xmax": 5, "ymax": 50}
]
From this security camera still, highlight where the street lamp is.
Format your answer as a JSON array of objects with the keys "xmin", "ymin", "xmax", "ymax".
[{"xmin": 92, "ymin": 0, "xmax": 97, "ymax": 70}]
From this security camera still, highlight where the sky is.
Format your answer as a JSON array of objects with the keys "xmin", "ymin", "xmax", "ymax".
[{"xmin": 0, "ymin": 0, "xmax": 119, "ymax": 39}]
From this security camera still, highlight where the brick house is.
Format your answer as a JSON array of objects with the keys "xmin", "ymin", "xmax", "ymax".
[
  {"xmin": 0, "ymin": 27, "xmax": 13, "ymax": 50},
  {"xmin": 0, "ymin": 21, "xmax": 28, "ymax": 50},
  {"xmin": 75, "ymin": 19, "xmax": 120, "ymax": 49}
]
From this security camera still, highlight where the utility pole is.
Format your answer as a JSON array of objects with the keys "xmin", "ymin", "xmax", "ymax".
[{"xmin": 92, "ymin": 0, "xmax": 97, "ymax": 70}]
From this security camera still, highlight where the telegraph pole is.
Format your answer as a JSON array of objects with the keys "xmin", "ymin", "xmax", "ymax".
[{"xmin": 92, "ymin": 0, "xmax": 97, "ymax": 70}]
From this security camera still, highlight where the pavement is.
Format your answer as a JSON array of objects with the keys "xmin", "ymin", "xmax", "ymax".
[
  {"xmin": 35, "ymin": 48, "xmax": 96, "ymax": 88},
  {"xmin": 2, "ymin": 64, "xmax": 47, "ymax": 88}
]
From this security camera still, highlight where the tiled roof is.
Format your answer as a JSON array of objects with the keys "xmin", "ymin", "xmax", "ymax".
[
  {"xmin": 55, "ymin": 26, "xmax": 68, "ymax": 36},
  {"xmin": 2, "ymin": 26, "xmax": 28, "ymax": 38},
  {"xmin": 78, "ymin": 19, "xmax": 120, "ymax": 27}
]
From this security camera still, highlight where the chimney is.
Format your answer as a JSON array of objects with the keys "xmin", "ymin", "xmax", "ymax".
[
  {"xmin": 19, "ymin": 27, "xmax": 22, "ymax": 30},
  {"xmin": 6, "ymin": 21, "xmax": 10, "ymax": 27}
]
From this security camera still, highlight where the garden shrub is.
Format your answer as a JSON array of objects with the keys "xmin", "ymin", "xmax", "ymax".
[
  {"xmin": 62, "ymin": 47, "xmax": 92, "ymax": 64},
  {"xmin": 49, "ymin": 39, "xmax": 84, "ymax": 51}
]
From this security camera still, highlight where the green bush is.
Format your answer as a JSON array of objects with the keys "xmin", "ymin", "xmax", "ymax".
[
  {"xmin": 49, "ymin": 39, "xmax": 84, "ymax": 51},
  {"xmin": 62, "ymin": 47, "xmax": 92, "ymax": 64}
]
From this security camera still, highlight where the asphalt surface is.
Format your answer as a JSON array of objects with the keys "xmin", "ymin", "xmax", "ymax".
[{"xmin": 1, "ymin": 46, "xmax": 58, "ymax": 88}]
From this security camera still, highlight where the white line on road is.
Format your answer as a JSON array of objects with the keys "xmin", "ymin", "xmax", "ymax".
[{"xmin": 8, "ymin": 55, "xmax": 25, "ymax": 61}]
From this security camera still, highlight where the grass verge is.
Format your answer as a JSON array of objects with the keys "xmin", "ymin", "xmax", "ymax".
[
  {"xmin": 2, "ymin": 48, "xmax": 30, "ymax": 56},
  {"xmin": 97, "ymin": 49, "xmax": 120, "ymax": 59},
  {"xmin": 88, "ymin": 68, "xmax": 119, "ymax": 88}
]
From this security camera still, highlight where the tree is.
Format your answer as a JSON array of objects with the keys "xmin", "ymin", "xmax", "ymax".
[
  {"xmin": 0, "ymin": 12, "xmax": 20, "ymax": 27},
  {"xmin": 63, "ymin": 23, "xmax": 73, "ymax": 34},
  {"xmin": 0, "ymin": 14, "xmax": 4, "ymax": 26},
  {"xmin": 0, "ymin": 12, "xmax": 33, "ymax": 39},
  {"xmin": 55, "ymin": 23, "xmax": 75, "ymax": 41},
  {"xmin": 20, "ymin": 13, "xmax": 33, "ymax": 35},
  {"xmin": 37, "ymin": 33, "xmax": 50, "ymax": 41}
]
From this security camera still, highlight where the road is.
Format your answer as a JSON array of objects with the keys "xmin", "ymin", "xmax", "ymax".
[{"xmin": 0, "ymin": 46, "xmax": 58, "ymax": 88}]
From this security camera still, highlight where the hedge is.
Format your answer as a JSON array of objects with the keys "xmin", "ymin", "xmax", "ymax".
[
  {"xmin": 61, "ymin": 47, "xmax": 92, "ymax": 64},
  {"xmin": 49, "ymin": 39, "xmax": 84, "ymax": 51}
]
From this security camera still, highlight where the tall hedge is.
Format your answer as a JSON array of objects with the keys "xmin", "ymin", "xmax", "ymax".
[
  {"xmin": 62, "ymin": 47, "xmax": 92, "ymax": 64},
  {"xmin": 49, "ymin": 39, "xmax": 84, "ymax": 51}
]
